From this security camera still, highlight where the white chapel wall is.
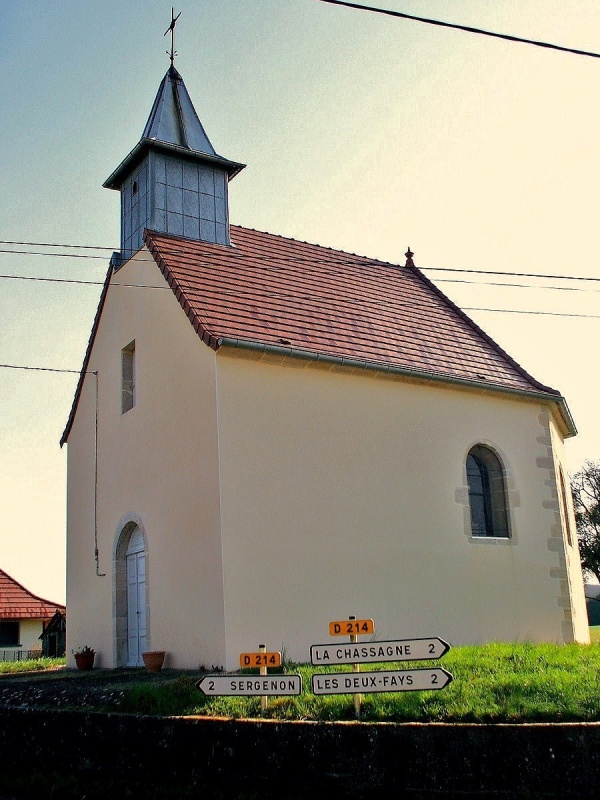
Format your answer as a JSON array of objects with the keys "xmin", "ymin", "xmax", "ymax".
[
  {"xmin": 66, "ymin": 247, "xmax": 226, "ymax": 669},
  {"xmin": 215, "ymin": 350, "xmax": 588, "ymax": 668}
]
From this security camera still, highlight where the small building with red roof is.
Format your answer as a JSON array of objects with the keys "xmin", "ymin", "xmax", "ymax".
[
  {"xmin": 61, "ymin": 60, "xmax": 588, "ymax": 670},
  {"xmin": 0, "ymin": 568, "xmax": 65, "ymax": 660}
]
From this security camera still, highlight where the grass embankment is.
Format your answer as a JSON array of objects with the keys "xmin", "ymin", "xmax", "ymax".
[
  {"xmin": 115, "ymin": 641, "xmax": 600, "ymax": 723},
  {"xmin": 0, "ymin": 657, "xmax": 65, "ymax": 674}
]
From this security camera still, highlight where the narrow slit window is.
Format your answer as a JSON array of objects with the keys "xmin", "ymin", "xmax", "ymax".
[
  {"xmin": 122, "ymin": 341, "xmax": 135, "ymax": 413},
  {"xmin": 559, "ymin": 467, "xmax": 573, "ymax": 547}
]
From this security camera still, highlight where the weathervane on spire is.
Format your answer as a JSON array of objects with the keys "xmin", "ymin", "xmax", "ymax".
[{"xmin": 164, "ymin": 8, "xmax": 182, "ymax": 66}]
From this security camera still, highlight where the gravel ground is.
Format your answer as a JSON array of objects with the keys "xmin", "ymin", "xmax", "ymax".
[{"xmin": 0, "ymin": 667, "xmax": 184, "ymax": 711}]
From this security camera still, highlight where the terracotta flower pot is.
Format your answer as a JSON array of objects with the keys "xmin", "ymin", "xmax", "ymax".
[
  {"xmin": 74, "ymin": 651, "xmax": 95, "ymax": 670},
  {"xmin": 142, "ymin": 651, "xmax": 166, "ymax": 672}
]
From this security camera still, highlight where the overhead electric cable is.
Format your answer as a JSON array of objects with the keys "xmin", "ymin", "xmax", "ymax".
[
  {"xmin": 436, "ymin": 278, "xmax": 600, "ymax": 294},
  {"xmin": 0, "ymin": 274, "xmax": 169, "ymax": 289},
  {"xmin": 463, "ymin": 308, "xmax": 600, "ymax": 320},
  {"xmin": 422, "ymin": 267, "xmax": 600, "ymax": 283},
  {"xmin": 0, "ymin": 240, "xmax": 117, "ymax": 251},
  {"xmin": 0, "ymin": 364, "xmax": 93, "ymax": 374},
  {"xmin": 2, "ymin": 244, "xmax": 600, "ymax": 285},
  {"xmin": 0, "ymin": 248, "xmax": 109, "ymax": 260},
  {"xmin": 317, "ymin": 0, "xmax": 600, "ymax": 59}
]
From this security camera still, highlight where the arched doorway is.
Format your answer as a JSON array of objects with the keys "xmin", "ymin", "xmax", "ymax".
[{"xmin": 115, "ymin": 520, "xmax": 148, "ymax": 666}]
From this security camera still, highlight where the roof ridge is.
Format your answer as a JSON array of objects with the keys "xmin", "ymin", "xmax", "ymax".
[{"xmin": 230, "ymin": 224, "xmax": 401, "ymax": 267}]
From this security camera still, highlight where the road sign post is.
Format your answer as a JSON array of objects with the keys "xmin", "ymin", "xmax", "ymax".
[
  {"xmin": 259, "ymin": 644, "xmax": 268, "ymax": 712},
  {"xmin": 327, "ymin": 615, "xmax": 375, "ymax": 719},
  {"xmin": 349, "ymin": 616, "xmax": 361, "ymax": 719},
  {"xmin": 312, "ymin": 620, "xmax": 453, "ymax": 713},
  {"xmin": 197, "ymin": 644, "xmax": 301, "ymax": 705}
]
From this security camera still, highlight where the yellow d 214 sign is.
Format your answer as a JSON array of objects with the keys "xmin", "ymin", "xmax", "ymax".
[
  {"xmin": 329, "ymin": 619, "xmax": 374, "ymax": 636},
  {"xmin": 239, "ymin": 651, "xmax": 282, "ymax": 668}
]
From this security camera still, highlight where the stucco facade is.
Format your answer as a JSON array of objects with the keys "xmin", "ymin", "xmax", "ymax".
[
  {"xmin": 64, "ymin": 247, "xmax": 588, "ymax": 670},
  {"xmin": 66, "ymin": 251, "xmax": 224, "ymax": 668}
]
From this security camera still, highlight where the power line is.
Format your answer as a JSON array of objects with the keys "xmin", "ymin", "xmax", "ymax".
[
  {"xmin": 0, "ymin": 248, "xmax": 109, "ymax": 261},
  {"xmin": 0, "ymin": 240, "xmax": 116, "ymax": 251},
  {"xmin": 2, "ymin": 244, "xmax": 600, "ymax": 284},
  {"xmin": 436, "ymin": 278, "xmax": 600, "ymax": 294},
  {"xmin": 317, "ymin": 0, "xmax": 600, "ymax": 59},
  {"xmin": 423, "ymin": 267, "xmax": 600, "ymax": 283},
  {"xmin": 0, "ymin": 364, "xmax": 90, "ymax": 375},
  {"xmin": 2, "ymin": 270, "xmax": 600, "ymax": 297},
  {"xmin": 2, "ymin": 272, "xmax": 600, "ymax": 318},
  {"xmin": 464, "ymin": 307, "xmax": 600, "ymax": 320},
  {"xmin": 0, "ymin": 274, "xmax": 169, "ymax": 290}
]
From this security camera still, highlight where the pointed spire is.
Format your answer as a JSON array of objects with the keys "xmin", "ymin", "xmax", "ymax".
[
  {"xmin": 142, "ymin": 65, "xmax": 216, "ymax": 155},
  {"xmin": 405, "ymin": 247, "xmax": 415, "ymax": 267},
  {"xmin": 104, "ymin": 68, "xmax": 244, "ymax": 194}
]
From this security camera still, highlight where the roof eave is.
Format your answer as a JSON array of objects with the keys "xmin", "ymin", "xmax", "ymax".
[
  {"xmin": 103, "ymin": 138, "xmax": 245, "ymax": 190},
  {"xmin": 216, "ymin": 336, "xmax": 578, "ymax": 438}
]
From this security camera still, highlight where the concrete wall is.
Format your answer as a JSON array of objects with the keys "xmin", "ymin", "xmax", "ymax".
[
  {"xmin": 66, "ymin": 249, "xmax": 225, "ymax": 669},
  {"xmin": 20, "ymin": 619, "xmax": 43, "ymax": 652},
  {"xmin": 216, "ymin": 349, "xmax": 588, "ymax": 666},
  {"xmin": 0, "ymin": 708, "xmax": 599, "ymax": 798}
]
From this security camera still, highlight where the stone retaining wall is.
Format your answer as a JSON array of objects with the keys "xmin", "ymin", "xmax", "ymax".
[{"xmin": 1, "ymin": 708, "xmax": 600, "ymax": 798}]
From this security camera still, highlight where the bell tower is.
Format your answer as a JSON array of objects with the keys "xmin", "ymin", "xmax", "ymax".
[{"xmin": 103, "ymin": 21, "xmax": 244, "ymax": 261}]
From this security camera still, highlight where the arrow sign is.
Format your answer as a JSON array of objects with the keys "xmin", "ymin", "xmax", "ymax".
[
  {"xmin": 311, "ymin": 668, "xmax": 453, "ymax": 695},
  {"xmin": 310, "ymin": 637, "xmax": 450, "ymax": 666},
  {"xmin": 196, "ymin": 674, "xmax": 302, "ymax": 697}
]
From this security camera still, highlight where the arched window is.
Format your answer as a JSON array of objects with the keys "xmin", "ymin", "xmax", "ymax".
[{"xmin": 466, "ymin": 445, "xmax": 510, "ymax": 538}]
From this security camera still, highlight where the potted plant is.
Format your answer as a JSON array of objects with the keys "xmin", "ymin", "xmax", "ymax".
[
  {"xmin": 73, "ymin": 645, "xmax": 95, "ymax": 670},
  {"xmin": 141, "ymin": 650, "xmax": 166, "ymax": 672}
]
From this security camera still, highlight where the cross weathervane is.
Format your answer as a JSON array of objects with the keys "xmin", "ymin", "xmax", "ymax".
[{"xmin": 164, "ymin": 8, "xmax": 182, "ymax": 65}]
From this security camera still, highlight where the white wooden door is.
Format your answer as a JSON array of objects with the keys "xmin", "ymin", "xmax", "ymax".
[{"xmin": 126, "ymin": 528, "xmax": 147, "ymax": 666}]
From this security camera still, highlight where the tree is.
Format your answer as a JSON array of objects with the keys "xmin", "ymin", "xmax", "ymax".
[{"xmin": 572, "ymin": 460, "xmax": 600, "ymax": 583}]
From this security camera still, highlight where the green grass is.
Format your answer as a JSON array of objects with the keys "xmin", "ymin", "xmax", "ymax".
[
  {"xmin": 113, "ymin": 641, "xmax": 600, "ymax": 723},
  {"xmin": 0, "ymin": 656, "xmax": 65, "ymax": 674},
  {"xmin": 589, "ymin": 626, "xmax": 600, "ymax": 643}
]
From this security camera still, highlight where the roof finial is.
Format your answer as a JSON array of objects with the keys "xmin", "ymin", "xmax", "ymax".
[
  {"xmin": 405, "ymin": 247, "xmax": 415, "ymax": 267},
  {"xmin": 164, "ymin": 8, "xmax": 182, "ymax": 66}
]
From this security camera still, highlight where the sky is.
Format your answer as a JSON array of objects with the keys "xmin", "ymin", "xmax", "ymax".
[{"xmin": 1, "ymin": 0, "xmax": 599, "ymax": 603}]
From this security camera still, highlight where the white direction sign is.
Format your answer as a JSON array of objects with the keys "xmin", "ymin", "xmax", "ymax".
[
  {"xmin": 196, "ymin": 674, "xmax": 302, "ymax": 697},
  {"xmin": 310, "ymin": 637, "xmax": 450, "ymax": 666},
  {"xmin": 311, "ymin": 668, "xmax": 453, "ymax": 695}
]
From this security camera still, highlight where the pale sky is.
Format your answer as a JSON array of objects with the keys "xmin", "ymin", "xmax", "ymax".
[{"xmin": 1, "ymin": 1, "xmax": 599, "ymax": 603}]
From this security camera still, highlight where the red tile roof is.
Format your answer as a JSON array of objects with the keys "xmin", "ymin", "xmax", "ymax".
[
  {"xmin": 145, "ymin": 226, "xmax": 561, "ymax": 397},
  {"xmin": 61, "ymin": 225, "xmax": 575, "ymax": 447},
  {"xmin": 0, "ymin": 569, "xmax": 65, "ymax": 620}
]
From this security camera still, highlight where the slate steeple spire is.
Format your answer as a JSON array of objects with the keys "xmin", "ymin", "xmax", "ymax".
[{"xmin": 104, "ymin": 64, "xmax": 245, "ymax": 259}]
